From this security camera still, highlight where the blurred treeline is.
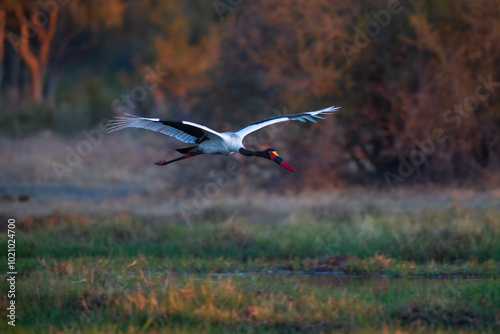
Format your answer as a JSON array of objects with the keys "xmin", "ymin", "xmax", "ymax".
[{"xmin": 1, "ymin": 0, "xmax": 499, "ymax": 186}]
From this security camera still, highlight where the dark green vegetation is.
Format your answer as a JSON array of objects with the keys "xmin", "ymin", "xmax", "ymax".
[
  {"xmin": 2, "ymin": 207, "xmax": 499, "ymax": 333},
  {"xmin": 13, "ymin": 206, "xmax": 500, "ymax": 269},
  {"xmin": 1, "ymin": 267, "xmax": 499, "ymax": 333}
]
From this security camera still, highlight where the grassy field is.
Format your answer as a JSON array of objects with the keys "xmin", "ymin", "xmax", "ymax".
[{"xmin": 1, "ymin": 205, "xmax": 500, "ymax": 333}]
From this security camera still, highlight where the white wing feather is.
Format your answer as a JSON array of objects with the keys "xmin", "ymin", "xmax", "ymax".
[
  {"xmin": 106, "ymin": 114, "xmax": 222, "ymax": 144},
  {"xmin": 235, "ymin": 106, "xmax": 339, "ymax": 138}
]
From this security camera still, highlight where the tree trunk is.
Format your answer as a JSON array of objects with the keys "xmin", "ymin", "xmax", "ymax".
[
  {"xmin": 30, "ymin": 63, "xmax": 43, "ymax": 103},
  {"xmin": 14, "ymin": 5, "xmax": 42, "ymax": 103},
  {"xmin": 36, "ymin": 6, "xmax": 58, "ymax": 99},
  {"xmin": 12, "ymin": 4, "xmax": 58, "ymax": 104},
  {"xmin": 45, "ymin": 67, "xmax": 60, "ymax": 105}
]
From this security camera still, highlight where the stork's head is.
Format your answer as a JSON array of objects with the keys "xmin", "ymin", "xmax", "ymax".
[{"xmin": 263, "ymin": 148, "xmax": 296, "ymax": 172}]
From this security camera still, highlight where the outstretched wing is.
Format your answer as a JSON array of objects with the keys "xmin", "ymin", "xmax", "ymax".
[
  {"xmin": 106, "ymin": 114, "xmax": 223, "ymax": 144},
  {"xmin": 235, "ymin": 106, "xmax": 339, "ymax": 139}
]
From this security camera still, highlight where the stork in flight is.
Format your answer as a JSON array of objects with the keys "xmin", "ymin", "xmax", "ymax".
[{"xmin": 106, "ymin": 106, "xmax": 339, "ymax": 172}]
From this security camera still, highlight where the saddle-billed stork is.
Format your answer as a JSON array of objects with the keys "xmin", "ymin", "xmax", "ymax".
[{"xmin": 106, "ymin": 106, "xmax": 339, "ymax": 171}]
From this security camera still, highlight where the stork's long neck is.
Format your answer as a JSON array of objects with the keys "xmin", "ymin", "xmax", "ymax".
[{"xmin": 239, "ymin": 148, "xmax": 268, "ymax": 158}]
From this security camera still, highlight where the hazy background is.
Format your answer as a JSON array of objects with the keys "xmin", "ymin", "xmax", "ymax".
[
  {"xmin": 2, "ymin": 3, "xmax": 500, "ymax": 332},
  {"xmin": 1, "ymin": 0, "xmax": 500, "ymax": 220}
]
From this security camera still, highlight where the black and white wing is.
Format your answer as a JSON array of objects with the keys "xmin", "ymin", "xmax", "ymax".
[
  {"xmin": 235, "ymin": 106, "xmax": 339, "ymax": 138},
  {"xmin": 106, "ymin": 114, "xmax": 223, "ymax": 144}
]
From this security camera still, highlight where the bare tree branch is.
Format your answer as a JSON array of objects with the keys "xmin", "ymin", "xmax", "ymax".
[
  {"xmin": 0, "ymin": 9, "xmax": 6, "ymax": 110},
  {"xmin": 35, "ymin": 9, "xmax": 58, "ymax": 69},
  {"xmin": 14, "ymin": 4, "xmax": 42, "ymax": 102},
  {"xmin": 0, "ymin": 9, "xmax": 5, "ymax": 65}
]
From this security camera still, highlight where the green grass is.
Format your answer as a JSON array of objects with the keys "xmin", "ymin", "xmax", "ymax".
[
  {"xmin": 2, "ymin": 206, "xmax": 500, "ymax": 332},
  {"xmin": 12, "ymin": 207, "xmax": 500, "ymax": 270},
  {"xmin": 1, "ymin": 260, "xmax": 499, "ymax": 333}
]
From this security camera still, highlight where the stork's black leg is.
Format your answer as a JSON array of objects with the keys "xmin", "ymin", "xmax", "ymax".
[
  {"xmin": 154, "ymin": 156, "xmax": 187, "ymax": 166},
  {"xmin": 154, "ymin": 153, "xmax": 200, "ymax": 166}
]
